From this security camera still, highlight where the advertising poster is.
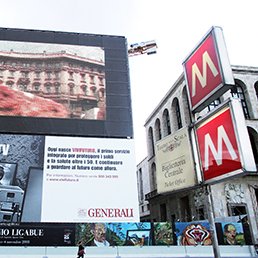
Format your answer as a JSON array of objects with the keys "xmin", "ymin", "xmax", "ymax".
[
  {"xmin": 0, "ymin": 223, "xmax": 75, "ymax": 246},
  {"xmin": 155, "ymin": 127, "xmax": 196, "ymax": 194},
  {"xmin": 75, "ymin": 223, "xmax": 151, "ymax": 246},
  {"xmin": 153, "ymin": 222, "xmax": 173, "ymax": 245},
  {"xmin": 0, "ymin": 133, "xmax": 139, "ymax": 223},
  {"xmin": 174, "ymin": 222, "xmax": 212, "ymax": 246}
]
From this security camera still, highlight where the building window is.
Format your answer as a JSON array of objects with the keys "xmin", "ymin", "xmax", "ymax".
[
  {"xmin": 46, "ymin": 72, "xmax": 52, "ymax": 80},
  {"xmin": 0, "ymin": 70, "xmax": 3, "ymax": 77},
  {"xmin": 6, "ymin": 81, "xmax": 13, "ymax": 88},
  {"xmin": 139, "ymin": 168, "xmax": 143, "ymax": 201},
  {"xmin": 21, "ymin": 72, "xmax": 28, "ymax": 78},
  {"xmin": 19, "ymin": 84, "xmax": 27, "ymax": 91},
  {"xmin": 207, "ymin": 98, "xmax": 220, "ymax": 111},
  {"xmin": 231, "ymin": 84, "xmax": 250, "ymax": 118},
  {"xmin": 254, "ymin": 81, "xmax": 258, "ymax": 99},
  {"xmin": 155, "ymin": 118, "xmax": 162, "ymax": 141},
  {"xmin": 163, "ymin": 109, "xmax": 171, "ymax": 136},
  {"xmin": 55, "ymin": 72, "xmax": 59, "ymax": 79},
  {"xmin": 69, "ymin": 72, "xmax": 74, "ymax": 80},
  {"xmin": 175, "ymin": 98, "xmax": 182, "ymax": 129},
  {"xmin": 36, "ymin": 72, "xmax": 40, "ymax": 79},
  {"xmin": 148, "ymin": 127, "xmax": 155, "ymax": 157},
  {"xmin": 46, "ymin": 85, "xmax": 51, "ymax": 93},
  {"xmin": 55, "ymin": 85, "xmax": 59, "ymax": 94},
  {"xmin": 151, "ymin": 162, "xmax": 157, "ymax": 190},
  {"xmin": 34, "ymin": 85, "xmax": 39, "ymax": 91}
]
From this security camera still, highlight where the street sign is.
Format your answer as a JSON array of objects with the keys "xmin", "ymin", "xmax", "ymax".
[{"xmin": 183, "ymin": 26, "xmax": 234, "ymax": 112}]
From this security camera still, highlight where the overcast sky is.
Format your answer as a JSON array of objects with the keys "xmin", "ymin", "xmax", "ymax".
[{"xmin": 0, "ymin": 0, "xmax": 257, "ymax": 163}]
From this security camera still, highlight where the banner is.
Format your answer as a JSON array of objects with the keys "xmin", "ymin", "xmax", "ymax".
[{"xmin": 0, "ymin": 134, "xmax": 139, "ymax": 223}]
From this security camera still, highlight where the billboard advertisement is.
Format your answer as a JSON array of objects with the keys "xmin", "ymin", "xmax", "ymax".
[
  {"xmin": 0, "ymin": 28, "xmax": 133, "ymax": 138},
  {"xmin": 155, "ymin": 127, "xmax": 196, "ymax": 194},
  {"xmin": 0, "ymin": 133, "xmax": 139, "ymax": 223},
  {"xmin": 182, "ymin": 26, "xmax": 234, "ymax": 112},
  {"xmin": 195, "ymin": 98, "xmax": 256, "ymax": 183}
]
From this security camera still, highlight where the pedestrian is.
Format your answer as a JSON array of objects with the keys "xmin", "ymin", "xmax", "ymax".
[{"xmin": 77, "ymin": 240, "xmax": 85, "ymax": 258}]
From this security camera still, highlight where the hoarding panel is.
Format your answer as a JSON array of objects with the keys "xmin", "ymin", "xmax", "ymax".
[
  {"xmin": 0, "ymin": 133, "xmax": 139, "ymax": 223},
  {"xmin": 182, "ymin": 26, "xmax": 234, "ymax": 112},
  {"xmin": 155, "ymin": 127, "xmax": 196, "ymax": 194},
  {"xmin": 0, "ymin": 28, "xmax": 132, "ymax": 138},
  {"xmin": 195, "ymin": 98, "xmax": 256, "ymax": 183}
]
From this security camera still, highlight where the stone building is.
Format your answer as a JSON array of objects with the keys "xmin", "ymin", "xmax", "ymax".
[
  {"xmin": 143, "ymin": 65, "xmax": 258, "ymax": 244},
  {"xmin": 0, "ymin": 50, "xmax": 106, "ymax": 119},
  {"xmin": 136, "ymin": 157, "xmax": 150, "ymax": 221}
]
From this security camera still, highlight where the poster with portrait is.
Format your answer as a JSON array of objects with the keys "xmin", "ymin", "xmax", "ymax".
[
  {"xmin": 75, "ymin": 223, "xmax": 151, "ymax": 247},
  {"xmin": 220, "ymin": 222, "xmax": 245, "ymax": 245},
  {"xmin": 174, "ymin": 222, "xmax": 212, "ymax": 246}
]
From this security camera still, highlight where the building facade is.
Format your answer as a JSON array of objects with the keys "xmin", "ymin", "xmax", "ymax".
[
  {"xmin": 136, "ymin": 157, "xmax": 150, "ymax": 221},
  {"xmin": 0, "ymin": 50, "xmax": 106, "ymax": 119},
  {"xmin": 143, "ymin": 65, "xmax": 258, "ymax": 244}
]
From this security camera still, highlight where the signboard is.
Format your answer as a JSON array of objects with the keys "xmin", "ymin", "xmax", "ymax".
[
  {"xmin": 195, "ymin": 98, "xmax": 256, "ymax": 183},
  {"xmin": 182, "ymin": 26, "xmax": 234, "ymax": 112},
  {"xmin": 0, "ymin": 133, "xmax": 139, "ymax": 223},
  {"xmin": 155, "ymin": 127, "xmax": 196, "ymax": 194},
  {"xmin": 0, "ymin": 28, "xmax": 133, "ymax": 138}
]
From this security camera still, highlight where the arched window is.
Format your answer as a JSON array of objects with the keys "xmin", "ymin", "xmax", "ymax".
[
  {"xmin": 151, "ymin": 162, "xmax": 157, "ymax": 190},
  {"xmin": 254, "ymin": 81, "xmax": 258, "ymax": 99},
  {"xmin": 148, "ymin": 127, "xmax": 155, "ymax": 157},
  {"xmin": 155, "ymin": 118, "xmax": 162, "ymax": 141},
  {"xmin": 231, "ymin": 83, "xmax": 250, "ymax": 118},
  {"xmin": 248, "ymin": 127, "xmax": 258, "ymax": 167},
  {"xmin": 172, "ymin": 98, "xmax": 182, "ymax": 130},
  {"xmin": 163, "ymin": 109, "xmax": 171, "ymax": 136}
]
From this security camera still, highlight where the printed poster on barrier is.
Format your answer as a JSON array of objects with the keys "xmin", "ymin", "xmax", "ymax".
[
  {"xmin": 174, "ymin": 222, "xmax": 212, "ymax": 246},
  {"xmin": 75, "ymin": 223, "xmax": 151, "ymax": 246}
]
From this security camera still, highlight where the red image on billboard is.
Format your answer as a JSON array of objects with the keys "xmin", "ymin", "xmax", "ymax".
[
  {"xmin": 184, "ymin": 34, "xmax": 222, "ymax": 109},
  {"xmin": 196, "ymin": 107, "xmax": 241, "ymax": 181}
]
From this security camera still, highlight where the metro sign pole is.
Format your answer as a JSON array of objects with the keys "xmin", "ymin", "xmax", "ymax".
[{"xmin": 183, "ymin": 26, "xmax": 241, "ymax": 258}]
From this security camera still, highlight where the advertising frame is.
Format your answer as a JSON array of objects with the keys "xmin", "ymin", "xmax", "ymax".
[
  {"xmin": 182, "ymin": 26, "xmax": 235, "ymax": 113},
  {"xmin": 194, "ymin": 97, "xmax": 256, "ymax": 184},
  {"xmin": 0, "ymin": 27, "xmax": 133, "ymax": 138}
]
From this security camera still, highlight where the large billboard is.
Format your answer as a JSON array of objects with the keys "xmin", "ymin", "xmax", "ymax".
[
  {"xmin": 182, "ymin": 26, "xmax": 234, "ymax": 112},
  {"xmin": 0, "ymin": 28, "xmax": 132, "ymax": 138},
  {"xmin": 0, "ymin": 133, "xmax": 139, "ymax": 223},
  {"xmin": 194, "ymin": 98, "xmax": 256, "ymax": 184},
  {"xmin": 155, "ymin": 127, "xmax": 196, "ymax": 194}
]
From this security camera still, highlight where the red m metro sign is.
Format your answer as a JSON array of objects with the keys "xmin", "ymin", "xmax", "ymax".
[
  {"xmin": 183, "ymin": 26, "xmax": 234, "ymax": 112},
  {"xmin": 195, "ymin": 99, "xmax": 256, "ymax": 182},
  {"xmin": 196, "ymin": 106, "xmax": 241, "ymax": 181}
]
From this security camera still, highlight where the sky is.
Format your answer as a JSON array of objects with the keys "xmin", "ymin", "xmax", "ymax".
[{"xmin": 0, "ymin": 0, "xmax": 257, "ymax": 164}]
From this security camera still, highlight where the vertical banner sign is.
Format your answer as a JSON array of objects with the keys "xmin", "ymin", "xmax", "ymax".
[
  {"xmin": 195, "ymin": 99, "xmax": 256, "ymax": 183},
  {"xmin": 155, "ymin": 127, "xmax": 196, "ymax": 194},
  {"xmin": 182, "ymin": 26, "xmax": 234, "ymax": 112}
]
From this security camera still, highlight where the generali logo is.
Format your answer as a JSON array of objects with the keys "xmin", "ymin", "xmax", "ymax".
[
  {"xmin": 77, "ymin": 208, "xmax": 134, "ymax": 218},
  {"xmin": 184, "ymin": 33, "xmax": 222, "ymax": 109},
  {"xmin": 196, "ymin": 107, "xmax": 242, "ymax": 181}
]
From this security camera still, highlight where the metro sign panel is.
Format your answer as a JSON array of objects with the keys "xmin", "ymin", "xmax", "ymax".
[
  {"xmin": 183, "ymin": 26, "xmax": 234, "ymax": 112},
  {"xmin": 195, "ymin": 98, "xmax": 256, "ymax": 183}
]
